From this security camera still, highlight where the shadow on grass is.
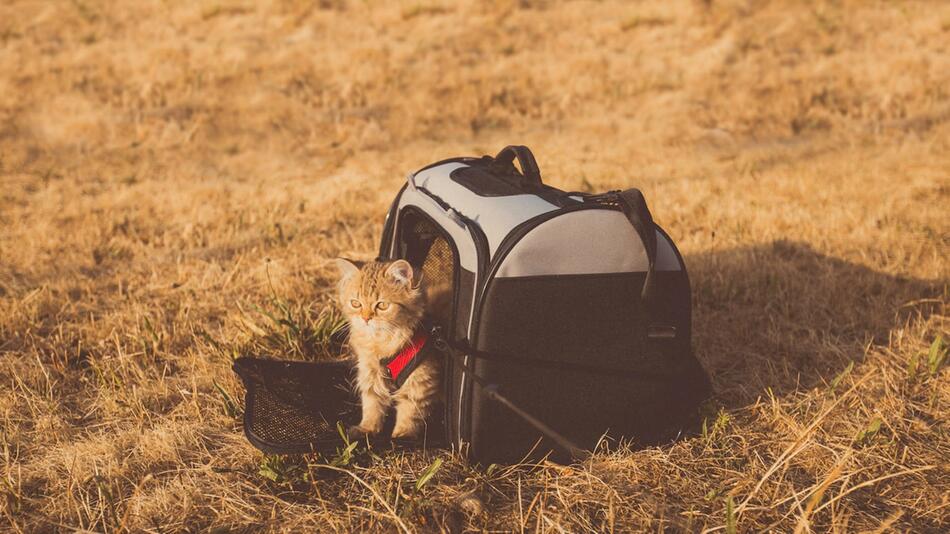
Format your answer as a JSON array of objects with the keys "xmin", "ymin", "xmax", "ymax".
[{"xmin": 687, "ymin": 240, "xmax": 944, "ymax": 407}]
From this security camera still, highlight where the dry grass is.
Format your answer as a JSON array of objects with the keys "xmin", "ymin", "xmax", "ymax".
[{"xmin": 1, "ymin": 0, "xmax": 948, "ymax": 532}]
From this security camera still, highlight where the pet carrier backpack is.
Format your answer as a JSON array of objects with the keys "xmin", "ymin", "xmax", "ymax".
[{"xmin": 234, "ymin": 146, "xmax": 711, "ymax": 464}]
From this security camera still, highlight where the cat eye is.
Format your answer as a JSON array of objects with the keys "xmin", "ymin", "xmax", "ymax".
[
  {"xmin": 375, "ymin": 301, "xmax": 390, "ymax": 311},
  {"xmin": 349, "ymin": 299, "xmax": 361, "ymax": 309}
]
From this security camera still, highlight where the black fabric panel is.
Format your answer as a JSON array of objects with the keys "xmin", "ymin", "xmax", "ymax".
[
  {"xmin": 450, "ymin": 166, "xmax": 529, "ymax": 196},
  {"xmin": 468, "ymin": 351, "xmax": 709, "ymax": 463},
  {"xmin": 449, "ymin": 164, "xmax": 579, "ymax": 207},
  {"xmin": 468, "ymin": 270, "xmax": 705, "ymax": 464},
  {"xmin": 477, "ymin": 272, "xmax": 690, "ymax": 373}
]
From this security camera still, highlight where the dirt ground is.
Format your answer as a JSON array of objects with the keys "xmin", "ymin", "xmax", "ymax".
[{"xmin": 1, "ymin": 0, "xmax": 948, "ymax": 532}]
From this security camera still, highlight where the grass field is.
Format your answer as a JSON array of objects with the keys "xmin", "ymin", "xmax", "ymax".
[{"xmin": 1, "ymin": 0, "xmax": 948, "ymax": 531}]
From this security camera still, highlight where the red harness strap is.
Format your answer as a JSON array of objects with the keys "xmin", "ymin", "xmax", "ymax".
[{"xmin": 384, "ymin": 331, "xmax": 429, "ymax": 388}]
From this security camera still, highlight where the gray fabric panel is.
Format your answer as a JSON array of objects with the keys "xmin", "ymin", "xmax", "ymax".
[
  {"xmin": 494, "ymin": 210, "xmax": 682, "ymax": 278},
  {"xmin": 395, "ymin": 189, "xmax": 479, "ymax": 272},
  {"xmin": 413, "ymin": 163, "xmax": 559, "ymax": 256}
]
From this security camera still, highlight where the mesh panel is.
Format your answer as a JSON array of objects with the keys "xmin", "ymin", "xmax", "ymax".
[
  {"xmin": 422, "ymin": 237, "xmax": 453, "ymax": 292},
  {"xmin": 405, "ymin": 216, "xmax": 456, "ymax": 329},
  {"xmin": 249, "ymin": 387, "xmax": 336, "ymax": 445},
  {"xmin": 234, "ymin": 358, "xmax": 359, "ymax": 454}
]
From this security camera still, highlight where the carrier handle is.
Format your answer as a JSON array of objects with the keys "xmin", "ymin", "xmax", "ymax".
[{"xmin": 493, "ymin": 145, "xmax": 543, "ymax": 187}]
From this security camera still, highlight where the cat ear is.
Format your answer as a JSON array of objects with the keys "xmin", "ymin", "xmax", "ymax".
[
  {"xmin": 332, "ymin": 258, "xmax": 360, "ymax": 280},
  {"xmin": 385, "ymin": 259, "xmax": 415, "ymax": 287}
]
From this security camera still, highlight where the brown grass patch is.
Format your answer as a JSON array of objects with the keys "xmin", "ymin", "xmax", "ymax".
[{"xmin": 1, "ymin": 0, "xmax": 948, "ymax": 531}]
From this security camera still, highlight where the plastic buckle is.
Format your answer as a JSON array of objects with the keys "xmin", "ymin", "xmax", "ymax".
[
  {"xmin": 584, "ymin": 189, "xmax": 622, "ymax": 203},
  {"xmin": 429, "ymin": 326, "xmax": 450, "ymax": 352}
]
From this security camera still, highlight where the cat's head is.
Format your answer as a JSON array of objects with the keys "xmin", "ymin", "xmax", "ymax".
[{"xmin": 332, "ymin": 258, "xmax": 425, "ymax": 337}]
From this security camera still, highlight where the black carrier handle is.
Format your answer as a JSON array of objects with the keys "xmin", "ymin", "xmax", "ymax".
[{"xmin": 493, "ymin": 145, "xmax": 543, "ymax": 187}]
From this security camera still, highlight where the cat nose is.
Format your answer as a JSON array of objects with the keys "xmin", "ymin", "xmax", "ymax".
[{"xmin": 360, "ymin": 311, "xmax": 373, "ymax": 322}]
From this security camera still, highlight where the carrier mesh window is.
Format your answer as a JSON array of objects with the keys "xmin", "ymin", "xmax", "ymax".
[{"xmin": 400, "ymin": 212, "xmax": 457, "ymax": 331}]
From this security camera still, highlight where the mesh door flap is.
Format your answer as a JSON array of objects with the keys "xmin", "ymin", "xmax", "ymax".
[{"xmin": 233, "ymin": 358, "xmax": 358, "ymax": 454}]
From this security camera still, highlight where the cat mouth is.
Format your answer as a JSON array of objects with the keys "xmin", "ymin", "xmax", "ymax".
[{"xmin": 355, "ymin": 319, "xmax": 392, "ymax": 331}]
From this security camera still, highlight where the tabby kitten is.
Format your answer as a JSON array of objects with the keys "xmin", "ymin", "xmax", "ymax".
[{"xmin": 333, "ymin": 258, "xmax": 440, "ymax": 439}]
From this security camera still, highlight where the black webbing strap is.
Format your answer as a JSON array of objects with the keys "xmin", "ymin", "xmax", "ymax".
[
  {"xmin": 430, "ymin": 332, "xmax": 588, "ymax": 460},
  {"xmin": 450, "ymin": 351, "xmax": 588, "ymax": 460},
  {"xmin": 437, "ymin": 334, "xmax": 673, "ymax": 381},
  {"xmin": 587, "ymin": 189, "xmax": 658, "ymax": 307},
  {"xmin": 620, "ymin": 188, "xmax": 657, "ymax": 306}
]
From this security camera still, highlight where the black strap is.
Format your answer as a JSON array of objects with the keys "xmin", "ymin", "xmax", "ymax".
[
  {"xmin": 587, "ymin": 189, "xmax": 658, "ymax": 307},
  {"xmin": 455, "ymin": 354, "xmax": 588, "ymax": 460},
  {"xmin": 436, "ymin": 334, "xmax": 674, "ymax": 380},
  {"xmin": 493, "ymin": 145, "xmax": 542, "ymax": 187},
  {"xmin": 619, "ymin": 189, "xmax": 657, "ymax": 305},
  {"xmin": 429, "ymin": 330, "xmax": 588, "ymax": 460}
]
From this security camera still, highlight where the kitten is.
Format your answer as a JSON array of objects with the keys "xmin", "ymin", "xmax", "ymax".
[{"xmin": 333, "ymin": 258, "xmax": 441, "ymax": 440}]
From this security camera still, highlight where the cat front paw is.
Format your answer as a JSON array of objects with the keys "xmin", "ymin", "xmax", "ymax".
[
  {"xmin": 346, "ymin": 425, "xmax": 378, "ymax": 441},
  {"xmin": 390, "ymin": 423, "xmax": 422, "ymax": 441}
]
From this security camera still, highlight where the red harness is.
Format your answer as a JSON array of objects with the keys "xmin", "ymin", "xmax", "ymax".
[{"xmin": 382, "ymin": 330, "xmax": 429, "ymax": 388}]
